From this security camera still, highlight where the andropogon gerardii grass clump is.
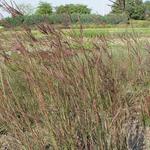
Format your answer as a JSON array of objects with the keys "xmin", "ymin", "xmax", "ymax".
[{"xmin": 0, "ymin": 1, "xmax": 150, "ymax": 150}]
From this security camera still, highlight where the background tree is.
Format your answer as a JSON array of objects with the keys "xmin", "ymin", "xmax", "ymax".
[
  {"xmin": 111, "ymin": 0, "xmax": 145, "ymax": 20},
  {"xmin": 126, "ymin": 0, "xmax": 145, "ymax": 20},
  {"xmin": 144, "ymin": 1, "xmax": 150, "ymax": 19},
  {"xmin": 56, "ymin": 4, "xmax": 91, "ymax": 14},
  {"xmin": 36, "ymin": 2, "xmax": 52, "ymax": 15},
  {"xmin": 111, "ymin": 0, "xmax": 126, "ymax": 13}
]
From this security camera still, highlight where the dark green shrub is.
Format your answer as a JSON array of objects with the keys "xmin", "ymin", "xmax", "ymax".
[
  {"xmin": 23, "ymin": 14, "xmax": 63, "ymax": 25},
  {"xmin": 103, "ymin": 14, "xmax": 128, "ymax": 24},
  {"xmin": 23, "ymin": 15, "xmax": 46, "ymax": 26},
  {"xmin": 47, "ymin": 14, "xmax": 63, "ymax": 24},
  {"xmin": 79, "ymin": 14, "xmax": 102, "ymax": 24},
  {"xmin": 1, "ymin": 13, "xmax": 128, "ymax": 28},
  {"xmin": 4, "ymin": 16, "xmax": 25, "ymax": 27}
]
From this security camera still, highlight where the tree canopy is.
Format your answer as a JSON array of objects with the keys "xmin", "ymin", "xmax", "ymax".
[
  {"xmin": 36, "ymin": 2, "xmax": 53, "ymax": 15},
  {"xmin": 144, "ymin": 1, "xmax": 150, "ymax": 19},
  {"xmin": 55, "ymin": 4, "xmax": 91, "ymax": 14},
  {"xmin": 111, "ymin": 0, "xmax": 145, "ymax": 20}
]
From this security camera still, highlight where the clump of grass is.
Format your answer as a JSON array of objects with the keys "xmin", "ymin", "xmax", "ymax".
[{"xmin": 0, "ymin": 2, "xmax": 150, "ymax": 149}]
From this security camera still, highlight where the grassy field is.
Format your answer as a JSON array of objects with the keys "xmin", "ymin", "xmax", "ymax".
[
  {"xmin": 29, "ymin": 27, "xmax": 150, "ymax": 38},
  {"xmin": 0, "ymin": 24, "xmax": 150, "ymax": 149},
  {"xmin": 1, "ymin": 26, "xmax": 149, "ymax": 38},
  {"xmin": 65, "ymin": 27, "xmax": 150, "ymax": 37}
]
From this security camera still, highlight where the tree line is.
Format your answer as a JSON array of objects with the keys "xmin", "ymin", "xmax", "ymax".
[
  {"xmin": 33, "ymin": 2, "xmax": 91, "ymax": 15},
  {"xmin": 21, "ymin": 0, "xmax": 149, "ymax": 20},
  {"xmin": 111, "ymin": 0, "xmax": 150, "ymax": 20}
]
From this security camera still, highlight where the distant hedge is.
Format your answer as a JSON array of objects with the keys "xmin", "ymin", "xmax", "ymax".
[{"xmin": 0, "ymin": 13, "xmax": 129, "ymax": 28}]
